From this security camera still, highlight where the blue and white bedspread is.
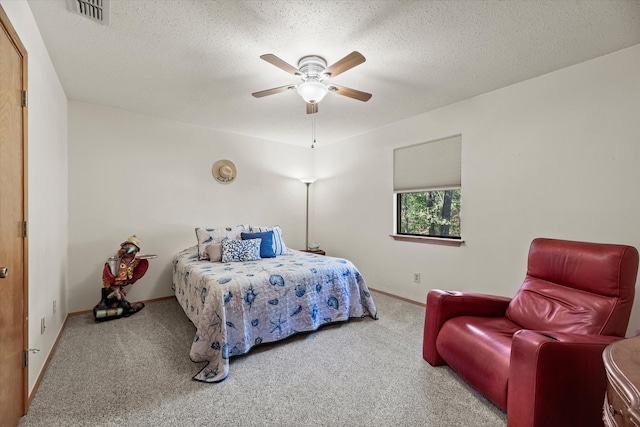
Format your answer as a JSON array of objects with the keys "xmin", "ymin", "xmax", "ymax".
[{"xmin": 172, "ymin": 246, "xmax": 378, "ymax": 383}]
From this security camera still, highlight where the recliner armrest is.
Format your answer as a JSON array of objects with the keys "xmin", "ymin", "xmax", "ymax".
[
  {"xmin": 508, "ymin": 329, "xmax": 623, "ymax": 427},
  {"xmin": 422, "ymin": 289, "xmax": 512, "ymax": 366}
]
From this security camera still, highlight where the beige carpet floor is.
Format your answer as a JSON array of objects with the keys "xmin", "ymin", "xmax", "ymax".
[{"xmin": 18, "ymin": 291, "xmax": 506, "ymax": 426}]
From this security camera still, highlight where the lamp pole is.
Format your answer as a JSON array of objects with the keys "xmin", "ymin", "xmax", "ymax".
[
  {"xmin": 300, "ymin": 178, "xmax": 316, "ymax": 251},
  {"xmin": 305, "ymin": 182, "xmax": 310, "ymax": 251}
]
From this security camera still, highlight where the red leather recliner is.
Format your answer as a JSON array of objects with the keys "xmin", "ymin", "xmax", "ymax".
[{"xmin": 423, "ymin": 238, "xmax": 639, "ymax": 427}]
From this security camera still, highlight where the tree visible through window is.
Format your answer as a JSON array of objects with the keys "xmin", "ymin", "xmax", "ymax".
[{"xmin": 397, "ymin": 189, "xmax": 461, "ymax": 238}]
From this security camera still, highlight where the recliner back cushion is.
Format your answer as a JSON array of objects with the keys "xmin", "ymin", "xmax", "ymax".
[
  {"xmin": 505, "ymin": 238, "xmax": 637, "ymax": 336},
  {"xmin": 505, "ymin": 277, "xmax": 616, "ymax": 334},
  {"xmin": 526, "ymin": 238, "xmax": 636, "ymax": 298}
]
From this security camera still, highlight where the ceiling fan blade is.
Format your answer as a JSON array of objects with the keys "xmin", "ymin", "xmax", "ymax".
[
  {"xmin": 260, "ymin": 54, "xmax": 302, "ymax": 76},
  {"xmin": 306, "ymin": 103, "xmax": 318, "ymax": 114},
  {"xmin": 329, "ymin": 85, "xmax": 372, "ymax": 102},
  {"xmin": 252, "ymin": 85, "xmax": 295, "ymax": 98},
  {"xmin": 323, "ymin": 51, "xmax": 366, "ymax": 78}
]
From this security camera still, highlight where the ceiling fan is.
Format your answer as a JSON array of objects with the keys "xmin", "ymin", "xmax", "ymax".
[{"xmin": 251, "ymin": 51, "xmax": 372, "ymax": 114}]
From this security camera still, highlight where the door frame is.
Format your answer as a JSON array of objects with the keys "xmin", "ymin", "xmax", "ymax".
[{"xmin": 0, "ymin": 3, "xmax": 29, "ymax": 417}]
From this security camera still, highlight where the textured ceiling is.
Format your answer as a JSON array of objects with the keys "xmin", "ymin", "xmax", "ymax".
[{"xmin": 26, "ymin": 0, "xmax": 640, "ymax": 147}]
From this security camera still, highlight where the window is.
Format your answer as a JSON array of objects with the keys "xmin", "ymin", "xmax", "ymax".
[
  {"xmin": 393, "ymin": 135, "xmax": 462, "ymax": 240},
  {"xmin": 396, "ymin": 189, "xmax": 461, "ymax": 238}
]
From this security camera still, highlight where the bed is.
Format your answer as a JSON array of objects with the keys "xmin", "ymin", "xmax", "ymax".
[{"xmin": 172, "ymin": 240, "xmax": 378, "ymax": 383}]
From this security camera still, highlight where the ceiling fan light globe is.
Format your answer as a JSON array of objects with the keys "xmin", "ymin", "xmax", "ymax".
[{"xmin": 297, "ymin": 81, "xmax": 329, "ymax": 104}]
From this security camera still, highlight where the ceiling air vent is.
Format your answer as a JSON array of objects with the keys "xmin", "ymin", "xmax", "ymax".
[{"xmin": 72, "ymin": 0, "xmax": 110, "ymax": 24}]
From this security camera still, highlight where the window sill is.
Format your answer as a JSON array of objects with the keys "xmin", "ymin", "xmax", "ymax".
[{"xmin": 389, "ymin": 234, "xmax": 464, "ymax": 247}]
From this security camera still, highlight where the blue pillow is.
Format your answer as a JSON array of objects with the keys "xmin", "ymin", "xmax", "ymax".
[
  {"xmin": 249, "ymin": 225, "xmax": 287, "ymax": 255},
  {"xmin": 241, "ymin": 231, "xmax": 276, "ymax": 258}
]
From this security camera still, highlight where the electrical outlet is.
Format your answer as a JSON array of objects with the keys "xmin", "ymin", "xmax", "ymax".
[
  {"xmin": 53, "ymin": 299, "xmax": 56, "ymax": 314},
  {"xmin": 40, "ymin": 317, "xmax": 46, "ymax": 335},
  {"xmin": 413, "ymin": 272, "xmax": 421, "ymax": 283}
]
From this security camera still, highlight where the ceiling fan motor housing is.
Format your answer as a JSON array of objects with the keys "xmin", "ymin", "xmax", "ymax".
[{"xmin": 298, "ymin": 55, "xmax": 327, "ymax": 81}]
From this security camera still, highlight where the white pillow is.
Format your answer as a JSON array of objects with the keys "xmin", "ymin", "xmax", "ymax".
[
  {"xmin": 195, "ymin": 224, "xmax": 249, "ymax": 260},
  {"xmin": 249, "ymin": 225, "xmax": 287, "ymax": 255}
]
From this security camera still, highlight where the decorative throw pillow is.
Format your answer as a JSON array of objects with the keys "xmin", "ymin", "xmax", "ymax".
[
  {"xmin": 205, "ymin": 242, "xmax": 223, "ymax": 262},
  {"xmin": 195, "ymin": 224, "xmax": 249, "ymax": 260},
  {"xmin": 221, "ymin": 238, "xmax": 261, "ymax": 262},
  {"xmin": 249, "ymin": 225, "xmax": 287, "ymax": 255},
  {"xmin": 241, "ymin": 231, "xmax": 276, "ymax": 258}
]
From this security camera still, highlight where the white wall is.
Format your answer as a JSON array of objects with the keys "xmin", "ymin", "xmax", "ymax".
[
  {"xmin": 7, "ymin": 0, "xmax": 639, "ymax": 395},
  {"xmin": 315, "ymin": 44, "xmax": 640, "ymax": 335},
  {"xmin": 68, "ymin": 102, "xmax": 313, "ymax": 312},
  {"xmin": 0, "ymin": 0, "xmax": 69, "ymax": 393}
]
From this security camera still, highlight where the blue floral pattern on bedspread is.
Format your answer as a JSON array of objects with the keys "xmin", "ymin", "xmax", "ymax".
[{"xmin": 172, "ymin": 246, "xmax": 378, "ymax": 383}]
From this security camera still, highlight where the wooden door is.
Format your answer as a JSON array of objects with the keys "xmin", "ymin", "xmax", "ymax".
[{"xmin": 0, "ymin": 6, "xmax": 28, "ymax": 426}]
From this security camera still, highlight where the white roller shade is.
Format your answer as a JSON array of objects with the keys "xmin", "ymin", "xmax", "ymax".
[{"xmin": 393, "ymin": 134, "xmax": 461, "ymax": 192}]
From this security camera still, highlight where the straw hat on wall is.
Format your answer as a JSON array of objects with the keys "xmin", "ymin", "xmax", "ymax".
[{"xmin": 212, "ymin": 159, "xmax": 237, "ymax": 184}]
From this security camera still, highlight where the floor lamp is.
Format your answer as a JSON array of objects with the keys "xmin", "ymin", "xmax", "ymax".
[{"xmin": 300, "ymin": 178, "xmax": 316, "ymax": 250}]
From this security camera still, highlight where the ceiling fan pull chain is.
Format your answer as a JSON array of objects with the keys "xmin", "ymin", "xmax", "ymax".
[{"xmin": 311, "ymin": 117, "xmax": 316, "ymax": 149}]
